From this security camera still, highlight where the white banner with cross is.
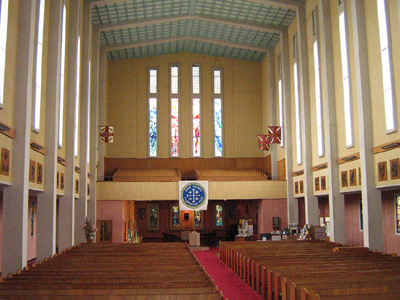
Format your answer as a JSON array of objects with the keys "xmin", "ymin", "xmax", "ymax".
[{"xmin": 179, "ymin": 181, "xmax": 209, "ymax": 211}]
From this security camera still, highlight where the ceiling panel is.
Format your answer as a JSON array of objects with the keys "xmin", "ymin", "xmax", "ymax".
[{"xmin": 92, "ymin": 0, "xmax": 303, "ymax": 62}]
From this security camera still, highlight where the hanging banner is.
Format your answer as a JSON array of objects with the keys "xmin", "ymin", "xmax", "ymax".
[{"xmin": 179, "ymin": 181, "xmax": 208, "ymax": 211}]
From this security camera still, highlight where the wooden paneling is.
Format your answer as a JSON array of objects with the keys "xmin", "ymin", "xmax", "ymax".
[
  {"xmin": 373, "ymin": 139, "xmax": 400, "ymax": 154},
  {"xmin": 337, "ymin": 152, "xmax": 360, "ymax": 165},
  {"xmin": 277, "ymin": 158, "xmax": 286, "ymax": 180},
  {"xmin": 105, "ymin": 157, "xmax": 271, "ymax": 179}
]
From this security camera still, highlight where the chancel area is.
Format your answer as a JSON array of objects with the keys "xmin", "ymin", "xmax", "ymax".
[{"xmin": 1, "ymin": 0, "xmax": 400, "ymax": 299}]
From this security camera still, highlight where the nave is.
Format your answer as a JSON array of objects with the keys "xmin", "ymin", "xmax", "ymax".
[{"xmin": 1, "ymin": 240, "xmax": 400, "ymax": 300}]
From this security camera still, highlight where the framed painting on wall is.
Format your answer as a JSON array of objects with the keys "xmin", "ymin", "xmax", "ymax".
[
  {"xmin": 170, "ymin": 204, "xmax": 180, "ymax": 230},
  {"xmin": 321, "ymin": 176, "xmax": 326, "ymax": 191},
  {"xmin": 390, "ymin": 158, "xmax": 400, "ymax": 180},
  {"xmin": 314, "ymin": 177, "xmax": 320, "ymax": 192},
  {"xmin": 378, "ymin": 161, "xmax": 387, "ymax": 181},
  {"xmin": 341, "ymin": 171, "xmax": 348, "ymax": 187},
  {"xmin": 349, "ymin": 169, "xmax": 356, "ymax": 186},
  {"xmin": 148, "ymin": 203, "xmax": 159, "ymax": 231}
]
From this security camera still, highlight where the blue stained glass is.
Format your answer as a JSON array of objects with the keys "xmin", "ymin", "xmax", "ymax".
[
  {"xmin": 216, "ymin": 204, "xmax": 223, "ymax": 227},
  {"xmin": 195, "ymin": 211, "xmax": 201, "ymax": 227},
  {"xmin": 172, "ymin": 205, "xmax": 180, "ymax": 228},
  {"xmin": 149, "ymin": 97, "xmax": 157, "ymax": 157},
  {"xmin": 214, "ymin": 98, "xmax": 222, "ymax": 156}
]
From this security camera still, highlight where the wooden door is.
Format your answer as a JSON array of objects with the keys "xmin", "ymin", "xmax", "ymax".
[{"xmin": 96, "ymin": 220, "xmax": 112, "ymax": 243}]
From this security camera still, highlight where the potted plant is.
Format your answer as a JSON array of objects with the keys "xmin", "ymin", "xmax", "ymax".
[{"xmin": 84, "ymin": 217, "xmax": 97, "ymax": 242}]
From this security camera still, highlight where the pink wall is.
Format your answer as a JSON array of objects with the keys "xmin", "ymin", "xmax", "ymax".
[
  {"xmin": 382, "ymin": 191, "xmax": 400, "ymax": 255},
  {"xmin": 344, "ymin": 193, "xmax": 363, "ymax": 247},
  {"xmin": 258, "ymin": 199, "xmax": 288, "ymax": 234},
  {"xmin": 27, "ymin": 197, "xmax": 37, "ymax": 262},
  {"xmin": 97, "ymin": 200, "xmax": 125, "ymax": 243}
]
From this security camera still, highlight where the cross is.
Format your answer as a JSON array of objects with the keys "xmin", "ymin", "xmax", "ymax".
[{"xmin": 100, "ymin": 126, "xmax": 114, "ymax": 143}]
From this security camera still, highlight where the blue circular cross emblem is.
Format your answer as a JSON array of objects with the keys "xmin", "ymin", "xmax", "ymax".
[{"xmin": 181, "ymin": 183, "xmax": 206, "ymax": 209}]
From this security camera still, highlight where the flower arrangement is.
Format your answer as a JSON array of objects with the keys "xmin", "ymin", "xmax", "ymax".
[{"xmin": 84, "ymin": 217, "xmax": 97, "ymax": 240}]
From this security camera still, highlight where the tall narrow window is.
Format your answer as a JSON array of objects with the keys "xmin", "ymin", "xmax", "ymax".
[
  {"xmin": 74, "ymin": 35, "xmax": 81, "ymax": 157},
  {"xmin": 338, "ymin": 2, "xmax": 354, "ymax": 147},
  {"xmin": 58, "ymin": 4, "xmax": 67, "ymax": 147},
  {"xmin": 293, "ymin": 34, "xmax": 302, "ymax": 165},
  {"xmin": 87, "ymin": 60, "xmax": 91, "ymax": 164},
  {"xmin": 213, "ymin": 68, "xmax": 223, "ymax": 157},
  {"xmin": 0, "ymin": 0, "xmax": 9, "ymax": 107},
  {"xmin": 33, "ymin": 0, "xmax": 46, "ymax": 131},
  {"xmin": 278, "ymin": 54, "xmax": 284, "ymax": 147},
  {"xmin": 148, "ymin": 68, "xmax": 158, "ymax": 157},
  {"xmin": 377, "ymin": 0, "xmax": 396, "ymax": 132},
  {"xmin": 192, "ymin": 64, "xmax": 201, "ymax": 157},
  {"xmin": 312, "ymin": 10, "xmax": 324, "ymax": 157},
  {"xmin": 170, "ymin": 65, "xmax": 179, "ymax": 157},
  {"xmin": 396, "ymin": 196, "xmax": 400, "ymax": 234}
]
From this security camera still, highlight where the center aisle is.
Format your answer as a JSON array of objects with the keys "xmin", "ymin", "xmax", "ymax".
[{"xmin": 193, "ymin": 249, "xmax": 264, "ymax": 300}]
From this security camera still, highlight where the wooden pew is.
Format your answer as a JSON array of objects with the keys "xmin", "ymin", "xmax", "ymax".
[
  {"xmin": 0, "ymin": 243, "xmax": 224, "ymax": 300},
  {"xmin": 219, "ymin": 240, "xmax": 400, "ymax": 300}
]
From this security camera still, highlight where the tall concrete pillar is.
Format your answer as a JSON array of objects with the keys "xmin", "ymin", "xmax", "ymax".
[
  {"xmin": 296, "ymin": 6, "xmax": 319, "ymax": 226},
  {"xmin": 36, "ymin": 0, "xmax": 63, "ymax": 261},
  {"xmin": 281, "ymin": 29, "xmax": 297, "ymax": 225},
  {"xmin": 58, "ymin": 0, "xmax": 80, "ymax": 251},
  {"xmin": 318, "ymin": 0, "xmax": 346, "ymax": 243},
  {"xmin": 2, "ymin": 0, "xmax": 37, "ymax": 276},
  {"xmin": 268, "ymin": 51, "xmax": 278, "ymax": 179},
  {"xmin": 351, "ymin": 0, "xmax": 383, "ymax": 251}
]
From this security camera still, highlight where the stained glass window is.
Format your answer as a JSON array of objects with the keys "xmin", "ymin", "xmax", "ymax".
[
  {"xmin": 171, "ymin": 97, "xmax": 179, "ymax": 156},
  {"xmin": 193, "ymin": 98, "xmax": 200, "ymax": 156},
  {"xmin": 213, "ymin": 69, "xmax": 223, "ymax": 157},
  {"xmin": 192, "ymin": 65, "xmax": 201, "ymax": 157},
  {"xmin": 149, "ymin": 98, "xmax": 157, "ymax": 157},
  {"xmin": 171, "ymin": 205, "xmax": 180, "ymax": 229},
  {"xmin": 148, "ymin": 68, "xmax": 158, "ymax": 157},
  {"xmin": 396, "ymin": 196, "xmax": 400, "ymax": 234},
  {"xmin": 216, "ymin": 204, "xmax": 224, "ymax": 227},
  {"xmin": 170, "ymin": 65, "xmax": 179, "ymax": 157},
  {"xmin": 148, "ymin": 204, "xmax": 159, "ymax": 230},
  {"xmin": 194, "ymin": 210, "xmax": 201, "ymax": 227}
]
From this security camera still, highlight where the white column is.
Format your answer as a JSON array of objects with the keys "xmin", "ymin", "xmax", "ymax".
[
  {"xmin": 88, "ymin": 27, "xmax": 100, "ymax": 227},
  {"xmin": 318, "ymin": 0, "xmax": 345, "ymax": 243},
  {"xmin": 281, "ymin": 29, "xmax": 297, "ymax": 224},
  {"xmin": 36, "ymin": 0, "xmax": 62, "ymax": 261},
  {"xmin": 297, "ymin": 6, "xmax": 319, "ymax": 226},
  {"xmin": 2, "ymin": 0, "xmax": 37, "ymax": 276},
  {"xmin": 97, "ymin": 48, "xmax": 107, "ymax": 181},
  {"xmin": 350, "ymin": 0, "xmax": 383, "ymax": 251},
  {"xmin": 58, "ymin": 0, "xmax": 79, "ymax": 251},
  {"xmin": 268, "ymin": 51, "xmax": 277, "ymax": 179}
]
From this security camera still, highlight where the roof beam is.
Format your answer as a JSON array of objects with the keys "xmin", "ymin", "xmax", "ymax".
[
  {"xmin": 89, "ymin": 0, "xmax": 127, "ymax": 8},
  {"xmin": 101, "ymin": 35, "xmax": 269, "ymax": 53},
  {"xmin": 89, "ymin": 0, "xmax": 304, "ymax": 10},
  {"xmin": 244, "ymin": 0, "xmax": 304, "ymax": 10},
  {"xmin": 94, "ymin": 14, "xmax": 283, "ymax": 34}
]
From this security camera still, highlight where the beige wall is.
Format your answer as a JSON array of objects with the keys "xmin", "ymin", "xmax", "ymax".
[{"xmin": 106, "ymin": 52, "xmax": 263, "ymax": 159}]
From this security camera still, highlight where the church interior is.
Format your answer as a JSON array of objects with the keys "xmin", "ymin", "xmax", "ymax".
[{"xmin": 1, "ymin": 0, "xmax": 400, "ymax": 298}]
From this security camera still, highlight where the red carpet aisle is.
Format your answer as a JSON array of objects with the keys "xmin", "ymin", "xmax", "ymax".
[{"xmin": 193, "ymin": 249, "xmax": 264, "ymax": 300}]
